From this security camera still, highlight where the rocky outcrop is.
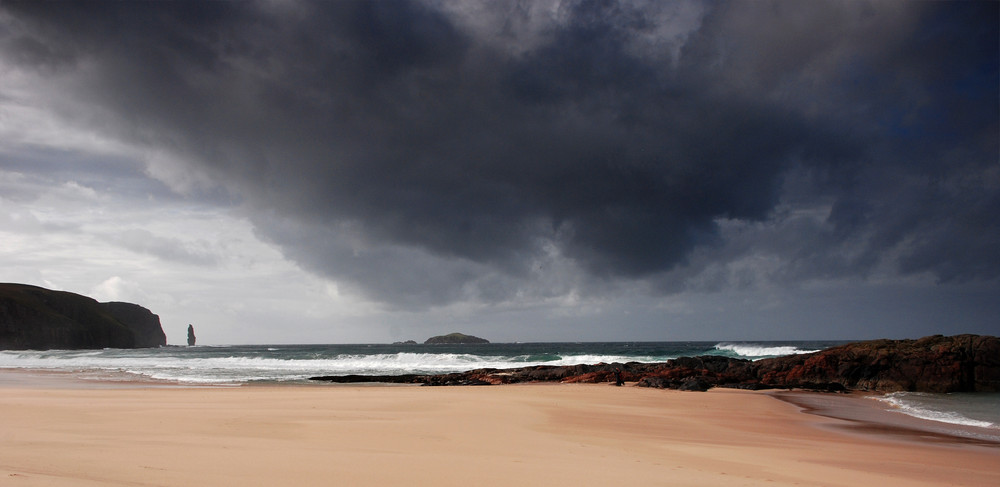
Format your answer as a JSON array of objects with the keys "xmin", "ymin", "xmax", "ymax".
[
  {"xmin": 0, "ymin": 283, "xmax": 168, "ymax": 350},
  {"xmin": 627, "ymin": 356, "xmax": 754, "ymax": 391},
  {"xmin": 424, "ymin": 333, "xmax": 490, "ymax": 344},
  {"xmin": 311, "ymin": 361, "xmax": 745, "ymax": 387},
  {"xmin": 311, "ymin": 335, "xmax": 1000, "ymax": 393},
  {"xmin": 751, "ymin": 334, "xmax": 1000, "ymax": 393}
]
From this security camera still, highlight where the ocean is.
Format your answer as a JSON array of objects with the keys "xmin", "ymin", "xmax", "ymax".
[
  {"xmin": 0, "ymin": 341, "xmax": 831, "ymax": 384},
  {"xmin": 2, "ymin": 340, "xmax": 997, "ymax": 437}
]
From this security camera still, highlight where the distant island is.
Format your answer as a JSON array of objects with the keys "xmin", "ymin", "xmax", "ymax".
[
  {"xmin": 424, "ymin": 333, "xmax": 490, "ymax": 345},
  {"xmin": 0, "ymin": 283, "xmax": 167, "ymax": 350}
]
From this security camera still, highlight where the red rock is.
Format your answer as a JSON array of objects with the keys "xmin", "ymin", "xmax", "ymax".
[{"xmin": 752, "ymin": 334, "xmax": 1000, "ymax": 392}]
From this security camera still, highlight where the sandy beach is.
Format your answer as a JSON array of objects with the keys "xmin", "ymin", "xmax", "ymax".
[{"xmin": 1, "ymin": 372, "xmax": 997, "ymax": 487}]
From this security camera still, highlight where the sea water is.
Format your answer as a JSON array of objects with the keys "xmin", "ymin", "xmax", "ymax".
[
  {"xmin": 0, "ymin": 341, "xmax": 830, "ymax": 384},
  {"xmin": 872, "ymin": 392, "xmax": 1000, "ymax": 431}
]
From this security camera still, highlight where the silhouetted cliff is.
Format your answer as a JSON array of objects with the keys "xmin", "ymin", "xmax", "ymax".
[
  {"xmin": 101, "ymin": 301, "xmax": 168, "ymax": 348},
  {"xmin": 0, "ymin": 283, "xmax": 167, "ymax": 350}
]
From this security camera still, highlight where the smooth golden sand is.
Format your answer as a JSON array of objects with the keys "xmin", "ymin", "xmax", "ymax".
[{"xmin": 1, "ymin": 375, "xmax": 997, "ymax": 486}]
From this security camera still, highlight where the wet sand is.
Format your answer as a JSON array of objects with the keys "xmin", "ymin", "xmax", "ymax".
[
  {"xmin": 0, "ymin": 371, "xmax": 997, "ymax": 486},
  {"xmin": 771, "ymin": 390, "xmax": 1000, "ymax": 446}
]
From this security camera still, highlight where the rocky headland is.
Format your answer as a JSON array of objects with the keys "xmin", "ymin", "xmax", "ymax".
[
  {"xmin": 0, "ymin": 283, "xmax": 167, "ymax": 350},
  {"xmin": 312, "ymin": 334, "xmax": 1000, "ymax": 393}
]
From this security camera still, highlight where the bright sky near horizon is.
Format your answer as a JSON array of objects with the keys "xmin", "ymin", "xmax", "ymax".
[{"xmin": 1, "ymin": 1, "xmax": 998, "ymax": 345}]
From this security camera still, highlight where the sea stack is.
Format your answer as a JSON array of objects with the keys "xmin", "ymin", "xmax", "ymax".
[{"xmin": 187, "ymin": 324, "xmax": 196, "ymax": 346}]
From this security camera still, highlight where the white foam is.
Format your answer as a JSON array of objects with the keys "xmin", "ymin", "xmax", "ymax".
[
  {"xmin": 547, "ymin": 354, "xmax": 658, "ymax": 365},
  {"xmin": 874, "ymin": 393, "xmax": 997, "ymax": 429},
  {"xmin": 0, "ymin": 349, "xmax": 672, "ymax": 384},
  {"xmin": 714, "ymin": 343, "xmax": 818, "ymax": 359}
]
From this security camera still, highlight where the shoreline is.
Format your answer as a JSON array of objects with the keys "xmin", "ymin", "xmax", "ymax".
[
  {"xmin": 1, "ymin": 369, "xmax": 998, "ymax": 486},
  {"xmin": 770, "ymin": 390, "xmax": 1000, "ymax": 446},
  {"xmin": 0, "ymin": 367, "xmax": 216, "ymax": 389}
]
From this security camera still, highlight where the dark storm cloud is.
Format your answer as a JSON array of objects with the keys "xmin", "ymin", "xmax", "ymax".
[{"xmin": 1, "ymin": 0, "xmax": 996, "ymax": 307}]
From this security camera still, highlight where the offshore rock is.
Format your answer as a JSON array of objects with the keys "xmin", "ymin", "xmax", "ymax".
[
  {"xmin": 0, "ymin": 283, "xmax": 167, "ymax": 350},
  {"xmin": 424, "ymin": 333, "xmax": 490, "ymax": 344}
]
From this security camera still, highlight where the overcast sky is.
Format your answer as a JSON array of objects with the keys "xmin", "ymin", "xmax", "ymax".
[{"xmin": 1, "ymin": 0, "xmax": 997, "ymax": 345}]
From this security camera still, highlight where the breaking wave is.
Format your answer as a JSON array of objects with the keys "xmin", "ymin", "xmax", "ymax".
[
  {"xmin": 714, "ymin": 343, "xmax": 820, "ymax": 360},
  {"xmin": 874, "ymin": 392, "xmax": 999, "ymax": 429}
]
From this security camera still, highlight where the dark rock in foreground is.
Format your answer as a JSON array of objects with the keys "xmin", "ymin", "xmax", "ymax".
[
  {"xmin": 312, "ymin": 335, "xmax": 1000, "ymax": 393},
  {"xmin": 0, "ymin": 283, "xmax": 168, "ymax": 350},
  {"xmin": 752, "ymin": 334, "xmax": 1000, "ymax": 393},
  {"xmin": 424, "ymin": 332, "xmax": 490, "ymax": 344}
]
